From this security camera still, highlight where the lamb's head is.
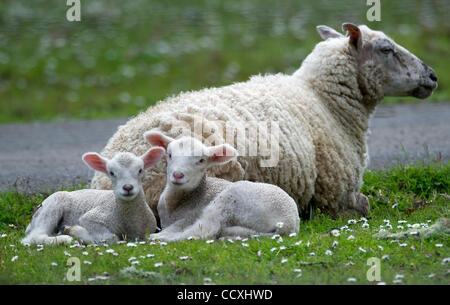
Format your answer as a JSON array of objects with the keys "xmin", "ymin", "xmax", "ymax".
[
  {"xmin": 316, "ymin": 23, "xmax": 437, "ymax": 100},
  {"xmin": 144, "ymin": 130, "xmax": 237, "ymax": 192},
  {"xmin": 82, "ymin": 149, "xmax": 165, "ymax": 201}
]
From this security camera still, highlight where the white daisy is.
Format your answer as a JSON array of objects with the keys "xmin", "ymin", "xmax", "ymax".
[
  {"xmin": 358, "ymin": 247, "xmax": 366, "ymax": 253},
  {"xmin": 331, "ymin": 229, "xmax": 340, "ymax": 237},
  {"xmin": 347, "ymin": 277, "xmax": 357, "ymax": 282},
  {"xmin": 187, "ymin": 236, "xmax": 197, "ymax": 240},
  {"xmin": 382, "ymin": 254, "xmax": 389, "ymax": 260},
  {"xmin": 398, "ymin": 220, "xmax": 407, "ymax": 224},
  {"xmin": 399, "ymin": 243, "xmax": 408, "ymax": 247},
  {"xmin": 377, "ymin": 281, "xmax": 387, "ymax": 285},
  {"xmin": 332, "ymin": 240, "xmax": 338, "ymax": 248},
  {"xmin": 206, "ymin": 240, "xmax": 214, "ymax": 244},
  {"xmin": 281, "ymin": 258, "xmax": 288, "ymax": 264},
  {"xmin": 179, "ymin": 256, "xmax": 189, "ymax": 260},
  {"xmin": 295, "ymin": 241, "xmax": 303, "ymax": 246},
  {"xmin": 309, "ymin": 252, "xmax": 316, "ymax": 256},
  {"xmin": 128, "ymin": 257, "xmax": 137, "ymax": 261},
  {"xmin": 279, "ymin": 246, "xmax": 286, "ymax": 250},
  {"xmin": 131, "ymin": 260, "xmax": 140, "ymax": 265},
  {"xmin": 146, "ymin": 253, "xmax": 155, "ymax": 258},
  {"xmin": 64, "ymin": 251, "xmax": 71, "ymax": 257},
  {"xmin": 362, "ymin": 222, "xmax": 369, "ymax": 228},
  {"xmin": 347, "ymin": 235, "xmax": 355, "ymax": 240},
  {"xmin": 276, "ymin": 222, "xmax": 284, "ymax": 229},
  {"xmin": 241, "ymin": 243, "xmax": 249, "ymax": 247},
  {"xmin": 11, "ymin": 256, "xmax": 18, "ymax": 262},
  {"xmin": 325, "ymin": 250, "xmax": 333, "ymax": 256},
  {"xmin": 412, "ymin": 223, "xmax": 420, "ymax": 229},
  {"xmin": 83, "ymin": 260, "xmax": 92, "ymax": 265},
  {"xmin": 51, "ymin": 262, "xmax": 58, "ymax": 266},
  {"xmin": 435, "ymin": 244, "xmax": 443, "ymax": 247},
  {"xmin": 289, "ymin": 232, "xmax": 297, "ymax": 237},
  {"xmin": 348, "ymin": 219, "xmax": 357, "ymax": 225},
  {"xmin": 270, "ymin": 247, "xmax": 277, "ymax": 252},
  {"xmin": 126, "ymin": 242, "xmax": 137, "ymax": 247},
  {"xmin": 154, "ymin": 262, "xmax": 163, "ymax": 267}
]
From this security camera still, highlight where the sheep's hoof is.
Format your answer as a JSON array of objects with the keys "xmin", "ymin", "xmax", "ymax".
[
  {"xmin": 355, "ymin": 193, "xmax": 370, "ymax": 216},
  {"xmin": 62, "ymin": 225, "xmax": 72, "ymax": 235}
]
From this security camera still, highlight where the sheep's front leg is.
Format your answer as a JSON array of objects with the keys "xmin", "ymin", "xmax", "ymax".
[{"xmin": 342, "ymin": 192, "xmax": 370, "ymax": 216}]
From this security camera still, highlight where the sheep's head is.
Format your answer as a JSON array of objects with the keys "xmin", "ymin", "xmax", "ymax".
[
  {"xmin": 144, "ymin": 130, "xmax": 237, "ymax": 192},
  {"xmin": 317, "ymin": 23, "xmax": 437, "ymax": 100},
  {"xmin": 82, "ymin": 149, "xmax": 164, "ymax": 201}
]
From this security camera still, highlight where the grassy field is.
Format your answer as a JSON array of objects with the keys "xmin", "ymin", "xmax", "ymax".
[
  {"xmin": 0, "ymin": 162, "xmax": 448, "ymax": 285},
  {"xmin": 0, "ymin": 0, "xmax": 449, "ymax": 123}
]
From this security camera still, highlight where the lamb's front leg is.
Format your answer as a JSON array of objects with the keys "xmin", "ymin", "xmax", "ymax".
[
  {"xmin": 64, "ymin": 223, "xmax": 117, "ymax": 244},
  {"xmin": 341, "ymin": 192, "xmax": 370, "ymax": 216}
]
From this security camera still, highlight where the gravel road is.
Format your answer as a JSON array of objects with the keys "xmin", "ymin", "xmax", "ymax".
[{"xmin": 0, "ymin": 102, "xmax": 448, "ymax": 193}]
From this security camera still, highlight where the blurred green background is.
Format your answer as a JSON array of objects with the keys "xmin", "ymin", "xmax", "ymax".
[{"xmin": 0, "ymin": 0, "xmax": 449, "ymax": 123}]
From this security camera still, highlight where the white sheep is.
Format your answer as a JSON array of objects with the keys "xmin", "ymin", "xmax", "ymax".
[
  {"xmin": 90, "ymin": 23, "xmax": 437, "ymax": 218},
  {"xmin": 21, "ymin": 148, "xmax": 164, "ymax": 245},
  {"xmin": 145, "ymin": 131, "xmax": 299, "ymax": 242}
]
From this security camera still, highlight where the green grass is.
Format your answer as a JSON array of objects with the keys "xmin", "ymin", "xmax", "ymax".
[
  {"xmin": 0, "ymin": 162, "xmax": 448, "ymax": 284},
  {"xmin": 0, "ymin": 0, "xmax": 449, "ymax": 123}
]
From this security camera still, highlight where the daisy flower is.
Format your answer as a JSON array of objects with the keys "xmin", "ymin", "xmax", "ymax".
[
  {"xmin": 154, "ymin": 262, "xmax": 163, "ymax": 267},
  {"xmin": 276, "ymin": 222, "xmax": 284, "ymax": 229},
  {"xmin": 206, "ymin": 240, "xmax": 214, "ymax": 244},
  {"xmin": 347, "ymin": 277, "xmax": 357, "ymax": 282},
  {"xmin": 270, "ymin": 247, "xmax": 277, "ymax": 252},
  {"xmin": 397, "ymin": 225, "xmax": 404, "ymax": 229},
  {"xmin": 377, "ymin": 282, "xmax": 387, "ymax": 285},
  {"xmin": 106, "ymin": 249, "xmax": 115, "ymax": 253},
  {"xmin": 128, "ymin": 257, "xmax": 137, "ymax": 262},
  {"xmin": 51, "ymin": 262, "xmax": 58, "ymax": 266},
  {"xmin": 160, "ymin": 242, "xmax": 168, "ymax": 246},
  {"xmin": 271, "ymin": 234, "xmax": 280, "ymax": 240},
  {"xmin": 325, "ymin": 250, "xmax": 333, "ymax": 256},
  {"xmin": 295, "ymin": 241, "xmax": 303, "ymax": 246},
  {"xmin": 64, "ymin": 251, "xmax": 71, "ymax": 257},
  {"xmin": 179, "ymin": 256, "xmax": 189, "ymax": 260},
  {"xmin": 257, "ymin": 250, "xmax": 262, "ymax": 257},
  {"xmin": 146, "ymin": 254, "xmax": 155, "ymax": 258},
  {"xmin": 331, "ymin": 229, "xmax": 340, "ymax": 237},
  {"xmin": 279, "ymin": 246, "xmax": 287, "ymax": 250},
  {"xmin": 241, "ymin": 243, "xmax": 249, "ymax": 247},
  {"xmin": 309, "ymin": 252, "xmax": 315, "ymax": 256},
  {"xmin": 398, "ymin": 220, "xmax": 407, "ymax": 224},
  {"xmin": 411, "ymin": 223, "xmax": 420, "ymax": 229},
  {"xmin": 358, "ymin": 247, "xmax": 366, "ymax": 253},
  {"xmin": 131, "ymin": 260, "xmax": 140, "ymax": 265},
  {"xmin": 126, "ymin": 242, "xmax": 137, "ymax": 247},
  {"xmin": 204, "ymin": 278, "xmax": 212, "ymax": 282},
  {"xmin": 281, "ymin": 258, "xmax": 288, "ymax": 264},
  {"xmin": 293, "ymin": 269, "xmax": 302, "ymax": 273},
  {"xmin": 435, "ymin": 244, "xmax": 443, "ymax": 247},
  {"xmin": 83, "ymin": 260, "xmax": 92, "ymax": 265},
  {"xmin": 382, "ymin": 254, "xmax": 389, "ymax": 260},
  {"xmin": 187, "ymin": 236, "xmax": 197, "ymax": 240},
  {"xmin": 332, "ymin": 240, "xmax": 338, "ymax": 248},
  {"xmin": 347, "ymin": 235, "xmax": 355, "ymax": 240},
  {"xmin": 362, "ymin": 222, "xmax": 369, "ymax": 228},
  {"xmin": 289, "ymin": 232, "xmax": 297, "ymax": 237},
  {"xmin": 399, "ymin": 243, "xmax": 408, "ymax": 247},
  {"xmin": 348, "ymin": 219, "xmax": 357, "ymax": 225},
  {"xmin": 11, "ymin": 256, "xmax": 18, "ymax": 262}
]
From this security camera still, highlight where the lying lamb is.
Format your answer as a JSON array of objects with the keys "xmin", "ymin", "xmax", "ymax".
[
  {"xmin": 21, "ymin": 148, "xmax": 164, "ymax": 245},
  {"xmin": 146, "ymin": 130, "xmax": 300, "ymax": 242},
  {"xmin": 90, "ymin": 23, "xmax": 437, "ymax": 219}
]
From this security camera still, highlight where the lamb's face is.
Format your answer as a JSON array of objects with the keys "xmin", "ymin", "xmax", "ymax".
[
  {"xmin": 144, "ymin": 131, "xmax": 237, "ymax": 193},
  {"xmin": 165, "ymin": 137, "xmax": 209, "ymax": 192},
  {"xmin": 106, "ymin": 153, "xmax": 145, "ymax": 201},
  {"xmin": 358, "ymin": 25, "xmax": 437, "ymax": 99},
  {"xmin": 82, "ymin": 148, "xmax": 164, "ymax": 201}
]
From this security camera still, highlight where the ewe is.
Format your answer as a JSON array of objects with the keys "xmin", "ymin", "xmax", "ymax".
[
  {"xmin": 91, "ymin": 23, "xmax": 437, "ymax": 218},
  {"xmin": 146, "ymin": 131, "xmax": 299, "ymax": 242},
  {"xmin": 21, "ymin": 148, "xmax": 164, "ymax": 245}
]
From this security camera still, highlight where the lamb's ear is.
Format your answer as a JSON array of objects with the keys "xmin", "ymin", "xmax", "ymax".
[
  {"xmin": 206, "ymin": 144, "xmax": 237, "ymax": 166},
  {"xmin": 141, "ymin": 147, "xmax": 165, "ymax": 169},
  {"xmin": 342, "ymin": 23, "xmax": 363, "ymax": 52},
  {"xmin": 317, "ymin": 25, "xmax": 343, "ymax": 40},
  {"xmin": 144, "ymin": 130, "xmax": 174, "ymax": 149},
  {"xmin": 82, "ymin": 152, "xmax": 108, "ymax": 173}
]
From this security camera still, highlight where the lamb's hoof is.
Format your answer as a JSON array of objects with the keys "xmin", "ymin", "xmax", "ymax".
[
  {"xmin": 355, "ymin": 193, "xmax": 370, "ymax": 216},
  {"xmin": 55, "ymin": 235, "xmax": 73, "ymax": 245}
]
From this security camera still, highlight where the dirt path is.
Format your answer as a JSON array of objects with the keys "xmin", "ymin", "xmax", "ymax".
[{"xmin": 0, "ymin": 102, "xmax": 448, "ymax": 193}]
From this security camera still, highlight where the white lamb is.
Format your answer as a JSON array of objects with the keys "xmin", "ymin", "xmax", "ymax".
[
  {"xmin": 90, "ymin": 23, "xmax": 437, "ymax": 218},
  {"xmin": 21, "ymin": 148, "xmax": 164, "ymax": 245},
  {"xmin": 145, "ymin": 131, "xmax": 299, "ymax": 242}
]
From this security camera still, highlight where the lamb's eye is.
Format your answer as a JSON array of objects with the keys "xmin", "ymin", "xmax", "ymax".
[
  {"xmin": 168, "ymin": 153, "xmax": 172, "ymax": 159},
  {"xmin": 139, "ymin": 169, "xmax": 143, "ymax": 174},
  {"xmin": 109, "ymin": 171, "xmax": 115, "ymax": 176},
  {"xmin": 198, "ymin": 158, "xmax": 205, "ymax": 164}
]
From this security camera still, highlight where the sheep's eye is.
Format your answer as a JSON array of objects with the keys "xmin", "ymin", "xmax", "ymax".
[
  {"xmin": 109, "ymin": 171, "xmax": 115, "ymax": 176},
  {"xmin": 139, "ymin": 169, "xmax": 143, "ymax": 174},
  {"xmin": 198, "ymin": 158, "xmax": 205, "ymax": 164},
  {"xmin": 380, "ymin": 47, "xmax": 393, "ymax": 55},
  {"xmin": 168, "ymin": 153, "xmax": 172, "ymax": 159}
]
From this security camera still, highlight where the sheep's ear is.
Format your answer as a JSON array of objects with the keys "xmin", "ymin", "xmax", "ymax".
[
  {"xmin": 141, "ymin": 147, "xmax": 165, "ymax": 169},
  {"xmin": 206, "ymin": 144, "xmax": 237, "ymax": 166},
  {"xmin": 144, "ymin": 130, "xmax": 174, "ymax": 149},
  {"xmin": 82, "ymin": 152, "xmax": 108, "ymax": 173},
  {"xmin": 317, "ymin": 25, "xmax": 343, "ymax": 40},
  {"xmin": 342, "ymin": 23, "xmax": 363, "ymax": 52}
]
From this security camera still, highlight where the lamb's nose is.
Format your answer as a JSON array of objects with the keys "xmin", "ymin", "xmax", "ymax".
[
  {"xmin": 123, "ymin": 184, "xmax": 133, "ymax": 192},
  {"xmin": 429, "ymin": 71, "xmax": 437, "ymax": 82},
  {"xmin": 173, "ymin": 171, "xmax": 184, "ymax": 179}
]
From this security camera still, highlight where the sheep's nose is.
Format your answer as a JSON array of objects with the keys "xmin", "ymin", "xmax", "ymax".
[
  {"xmin": 429, "ymin": 71, "xmax": 437, "ymax": 82},
  {"xmin": 123, "ymin": 184, "xmax": 133, "ymax": 192},
  {"xmin": 173, "ymin": 171, "xmax": 184, "ymax": 179}
]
